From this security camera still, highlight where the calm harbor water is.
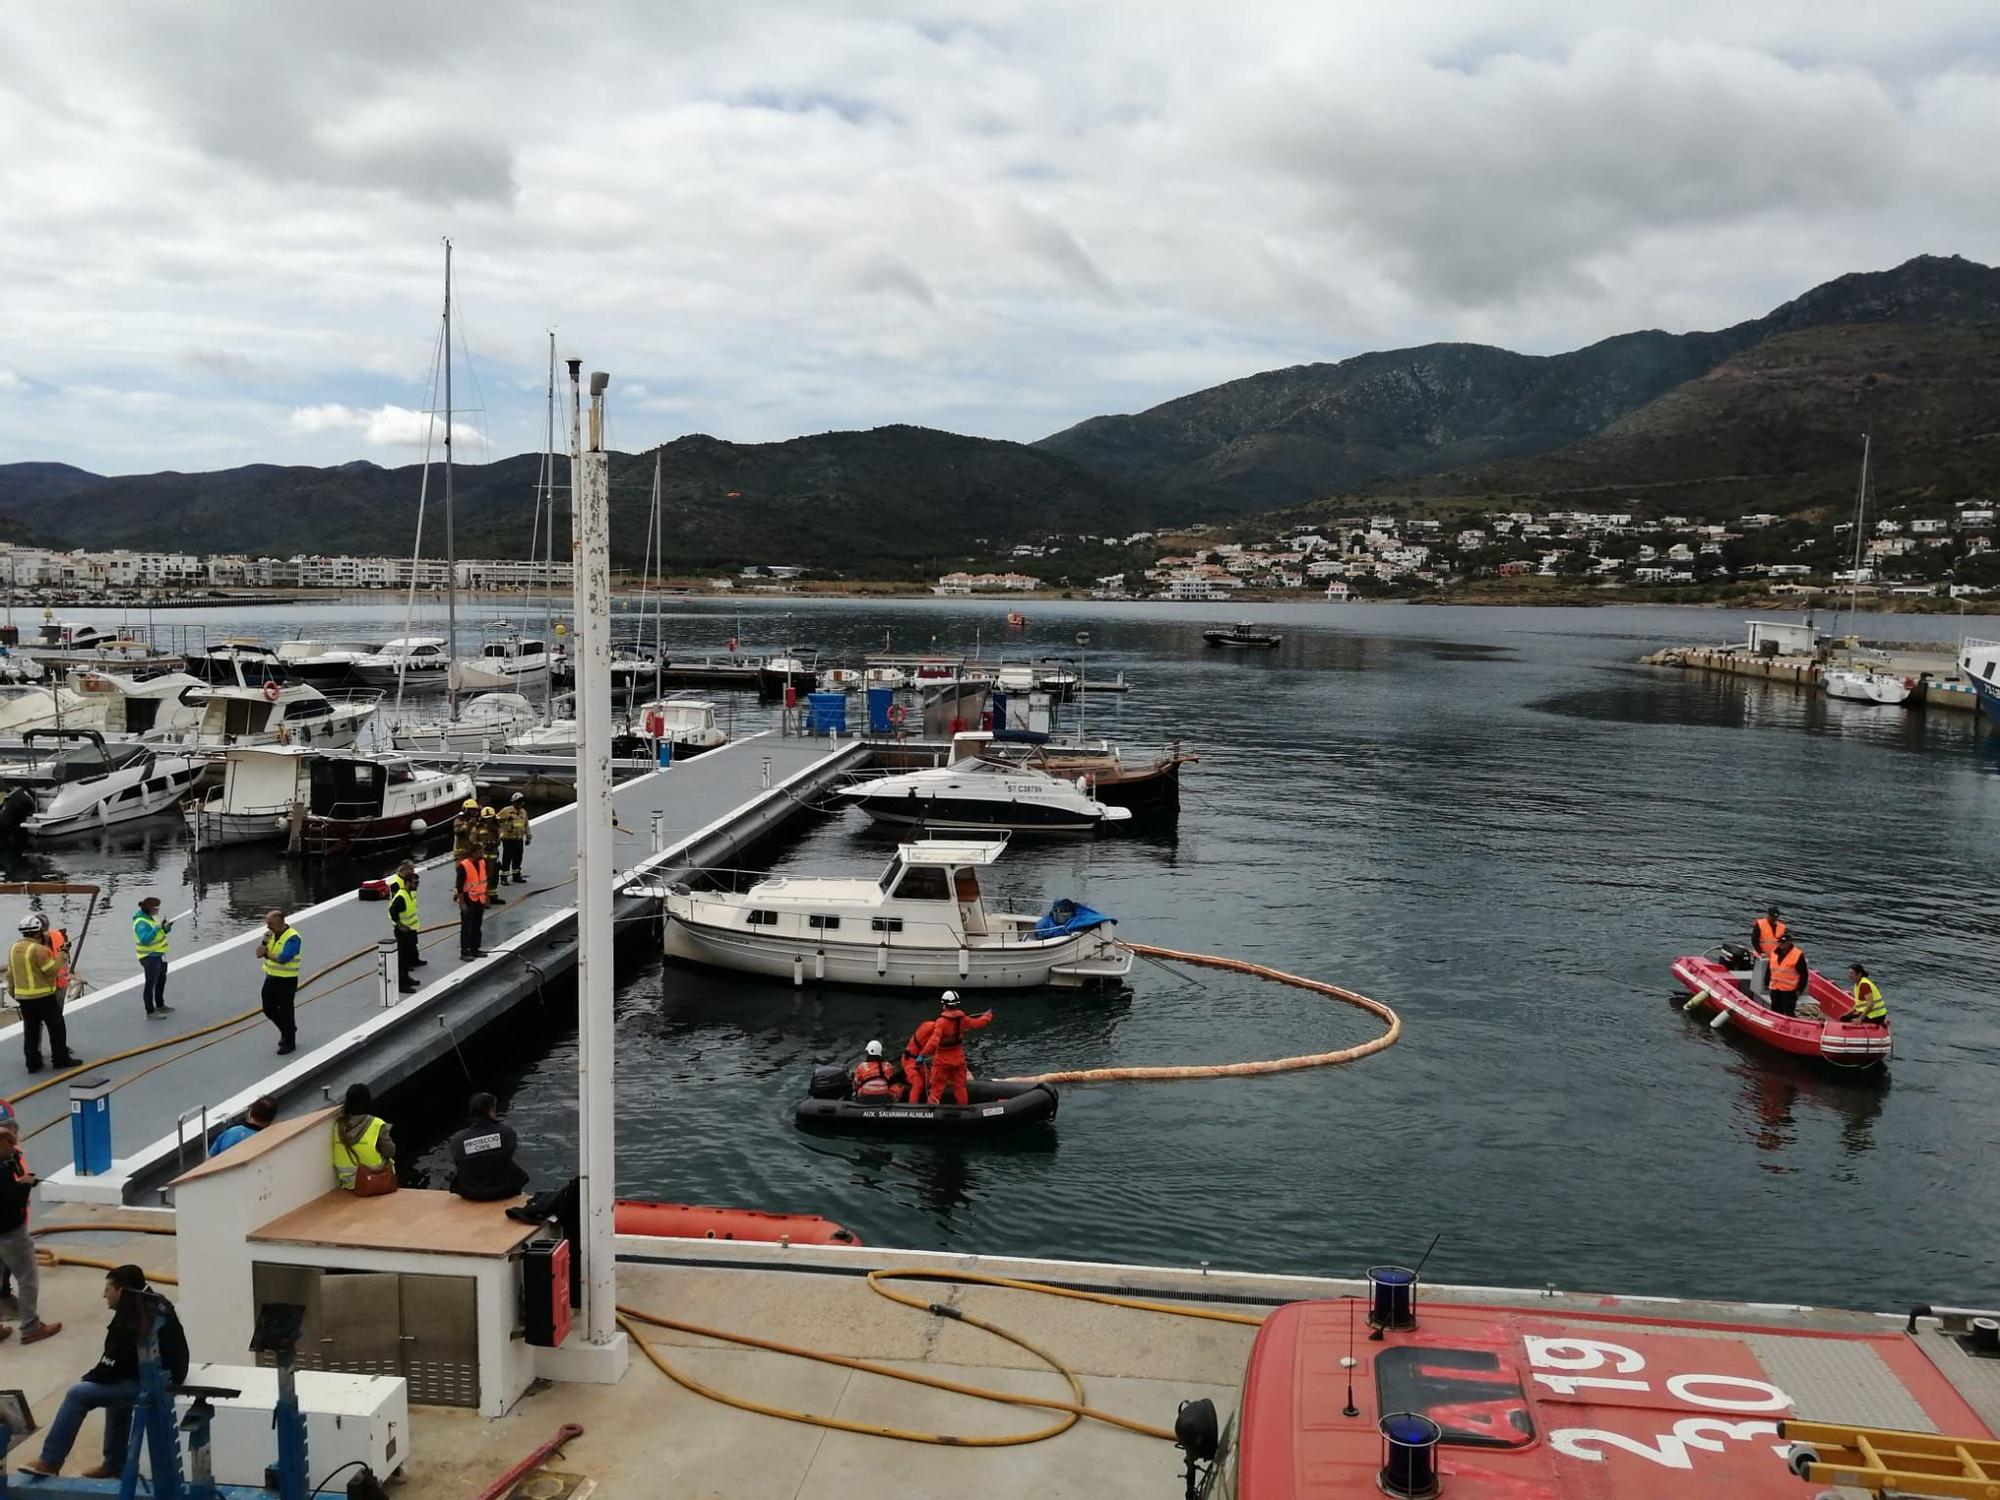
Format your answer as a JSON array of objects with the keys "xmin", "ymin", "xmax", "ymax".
[{"xmin": 14, "ymin": 598, "xmax": 1998, "ymax": 1308}]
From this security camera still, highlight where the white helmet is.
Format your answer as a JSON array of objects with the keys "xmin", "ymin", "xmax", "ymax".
[
  {"xmin": 941, "ymin": 989, "xmax": 960, "ymax": 1004},
  {"xmin": 16, "ymin": 915, "xmax": 40, "ymax": 934},
  {"xmin": 865, "ymin": 1040, "xmax": 884, "ymax": 1058}
]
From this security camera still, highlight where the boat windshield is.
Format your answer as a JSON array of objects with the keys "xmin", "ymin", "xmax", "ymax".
[
  {"xmin": 877, "ymin": 857, "xmax": 904, "ymax": 892},
  {"xmin": 893, "ymin": 866, "xmax": 951, "ymax": 901}
]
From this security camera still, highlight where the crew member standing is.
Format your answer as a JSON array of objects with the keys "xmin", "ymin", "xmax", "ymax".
[
  {"xmin": 1766, "ymin": 936, "xmax": 1809, "ymax": 1018},
  {"xmin": 477, "ymin": 807, "xmax": 506, "ymax": 904},
  {"xmin": 386, "ymin": 862, "xmax": 423, "ymax": 995},
  {"xmin": 456, "ymin": 847, "xmax": 492, "ymax": 959},
  {"xmin": 900, "ymin": 1016, "xmax": 937, "ymax": 1103},
  {"xmin": 1848, "ymin": 963, "xmax": 1887, "ymax": 1026},
  {"xmin": 1752, "ymin": 905, "xmax": 1787, "ymax": 960},
  {"xmin": 926, "ymin": 990, "xmax": 993, "ymax": 1105},
  {"xmin": 452, "ymin": 798, "xmax": 481, "ymax": 859},
  {"xmin": 498, "ymin": 794, "xmax": 531, "ymax": 885},
  {"xmin": 850, "ymin": 1040, "xmax": 898, "ymax": 1100},
  {"xmin": 256, "ymin": 910, "xmax": 302, "ymax": 1055},
  {"xmin": 10, "ymin": 915, "xmax": 78, "ymax": 1074},
  {"xmin": 132, "ymin": 897, "xmax": 172, "ymax": 1017}
]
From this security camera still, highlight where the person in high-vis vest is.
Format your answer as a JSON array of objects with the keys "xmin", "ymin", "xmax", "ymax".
[
  {"xmin": 386, "ymin": 862, "xmax": 422, "ymax": 995},
  {"xmin": 1848, "ymin": 963, "xmax": 1887, "ymax": 1025},
  {"xmin": 10, "ymin": 916, "xmax": 78, "ymax": 1074},
  {"xmin": 1766, "ymin": 938, "xmax": 1808, "ymax": 1018},
  {"xmin": 132, "ymin": 897, "xmax": 172, "ymax": 1017},
  {"xmin": 257, "ymin": 909, "xmax": 302, "ymax": 1055},
  {"xmin": 926, "ymin": 990, "xmax": 994, "ymax": 1105},
  {"xmin": 497, "ymin": 795, "xmax": 531, "ymax": 884},
  {"xmin": 332, "ymin": 1084, "xmax": 396, "ymax": 1191},
  {"xmin": 455, "ymin": 850, "xmax": 492, "ymax": 959},
  {"xmin": 1751, "ymin": 906, "xmax": 1787, "ymax": 960}
]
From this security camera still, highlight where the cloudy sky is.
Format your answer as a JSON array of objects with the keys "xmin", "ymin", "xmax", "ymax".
[{"xmin": 3, "ymin": 1, "xmax": 1997, "ymax": 474}]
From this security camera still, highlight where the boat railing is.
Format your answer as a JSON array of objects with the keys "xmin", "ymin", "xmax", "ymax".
[{"xmin": 320, "ymin": 688, "xmax": 387, "ymax": 707}]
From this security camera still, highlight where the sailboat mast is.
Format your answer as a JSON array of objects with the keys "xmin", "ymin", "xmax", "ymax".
[
  {"xmin": 443, "ymin": 238, "xmax": 458, "ymax": 718},
  {"xmin": 650, "ymin": 450, "xmax": 664, "ymax": 702},
  {"xmin": 543, "ymin": 329, "xmax": 557, "ymax": 717},
  {"xmin": 1845, "ymin": 432, "xmax": 1871, "ymax": 634}
]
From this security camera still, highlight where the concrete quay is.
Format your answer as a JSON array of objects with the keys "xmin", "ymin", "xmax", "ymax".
[{"xmin": 1642, "ymin": 642, "xmax": 1979, "ymax": 712}]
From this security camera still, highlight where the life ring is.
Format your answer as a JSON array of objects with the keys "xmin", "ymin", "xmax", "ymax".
[
  {"xmin": 643, "ymin": 708, "xmax": 665, "ymax": 738},
  {"xmin": 261, "ymin": 679, "xmax": 282, "ymax": 702},
  {"xmin": 887, "ymin": 705, "xmax": 906, "ymax": 726}
]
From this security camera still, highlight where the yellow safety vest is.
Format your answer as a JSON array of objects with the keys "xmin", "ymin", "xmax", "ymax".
[
  {"xmin": 133, "ymin": 911, "xmax": 169, "ymax": 957},
  {"xmin": 261, "ymin": 926, "xmax": 302, "ymax": 979},
  {"xmin": 1852, "ymin": 977, "xmax": 1887, "ymax": 1022},
  {"xmin": 386, "ymin": 876, "xmax": 420, "ymax": 931},
  {"xmin": 8, "ymin": 938, "xmax": 58, "ymax": 999},
  {"xmin": 332, "ymin": 1117, "xmax": 386, "ymax": 1189}
]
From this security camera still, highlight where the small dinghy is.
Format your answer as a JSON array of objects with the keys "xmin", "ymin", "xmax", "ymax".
[
  {"xmin": 614, "ymin": 1198, "xmax": 860, "ymax": 1245},
  {"xmin": 795, "ymin": 1067, "xmax": 1059, "ymax": 1133},
  {"xmin": 1671, "ymin": 942, "xmax": 1891, "ymax": 1068}
]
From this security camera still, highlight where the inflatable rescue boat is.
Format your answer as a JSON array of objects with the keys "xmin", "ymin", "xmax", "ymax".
[
  {"xmin": 1671, "ymin": 943, "xmax": 1891, "ymax": 1068},
  {"xmin": 795, "ymin": 1066, "xmax": 1059, "ymax": 1133},
  {"xmin": 614, "ymin": 1198, "xmax": 861, "ymax": 1245}
]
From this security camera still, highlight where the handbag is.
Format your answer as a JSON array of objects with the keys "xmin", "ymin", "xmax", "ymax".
[{"xmin": 339, "ymin": 1129, "xmax": 399, "ymax": 1198}]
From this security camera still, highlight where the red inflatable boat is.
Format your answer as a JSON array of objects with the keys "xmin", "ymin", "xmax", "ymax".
[
  {"xmin": 1670, "ymin": 946, "xmax": 1891, "ymax": 1067},
  {"xmin": 614, "ymin": 1198, "xmax": 861, "ymax": 1246}
]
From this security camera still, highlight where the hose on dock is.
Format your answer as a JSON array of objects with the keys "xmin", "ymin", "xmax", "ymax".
[
  {"xmin": 1003, "ymin": 941, "xmax": 1400, "ymax": 1085},
  {"xmin": 617, "ymin": 1266, "xmax": 1265, "ymax": 1447}
]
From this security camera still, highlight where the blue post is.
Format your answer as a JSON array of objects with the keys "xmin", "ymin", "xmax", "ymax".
[
  {"xmin": 656, "ymin": 737, "xmax": 674, "ymax": 769},
  {"xmin": 866, "ymin": 686, "xmax": 893, "ymax": 733},
  {"xmin": 69, "ymin": 1076, "xmax": 114, "ymax": 1176}
]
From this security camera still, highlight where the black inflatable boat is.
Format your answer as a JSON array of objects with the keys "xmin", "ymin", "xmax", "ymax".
[{"xmin": 795, "ymin": 1066, "xmax": 1059, "ymax": 1133}]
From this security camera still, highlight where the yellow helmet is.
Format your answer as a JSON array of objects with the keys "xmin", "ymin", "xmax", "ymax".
[
  {"xmin": 481, "ymin": 806, "xmax": 497, "ymax": 818},
  {"xmin": 462, "ymin": 798, "xmax": 478, "ymax": 810}
]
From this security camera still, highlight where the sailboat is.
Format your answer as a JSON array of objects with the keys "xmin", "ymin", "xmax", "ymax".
[{"xmin": 1823, "ymin": 434, "xmax": 1915, "ymax": 707}]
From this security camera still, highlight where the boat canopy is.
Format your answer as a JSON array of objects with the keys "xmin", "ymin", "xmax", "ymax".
[
  {"xmin": 1033, "ymin": 900, "xmax": 1112, "ymax": 939},
  {"xmin": 895, "ymin": 837, "xmax": 1009, "ymax": 868}
]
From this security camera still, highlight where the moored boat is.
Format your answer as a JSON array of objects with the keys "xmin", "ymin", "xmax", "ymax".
[
  {"xmin": 757, "ymin": 648, "xmax": 820, "ymax": 698},
  {"xmin": 451, "ymin": 633, "xmax": 553, "ymax": 693},
  {"xmin": 1671, "ymin": 944, "xmax": 1891, "ymax": 1067},
  {"xmin": 183, "ymin": 744, "xmax": 472, "ymax": 854},
  {"xmin": 1204, "ymin": 622, "xmax": 1282, "ymax": 648},
  {"xmin": 0, "ymin": 729, "xmax": 203, "ymax": 837},
  {"xmin": 634, "ymin": 696, "xmax": 727, "ymax": 757},
  {"xmin": 351, "ymin": 636, "xmax": 451, "ymax": 689},
  {"xmin": 795, "ymin": 1069, "xmax": 1058, "ymax": 1134},
  {"xmin": 389, "ymin": 691, "xmax": 540, "ymax": 752},
  {"xmin": 645, "ymin": 836, "xmax": 1132, "ymax": 990},
  {"xmin": 835, "ymin": 751, "xmax": 1130, "ymax": 833}
]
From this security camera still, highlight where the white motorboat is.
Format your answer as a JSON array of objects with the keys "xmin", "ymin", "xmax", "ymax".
[
  {"xmin": 351, "ymin": 636, "xmax": 452, "ymax": 688},
  {"xmin": 147, "ymin": 655, "xmax": 380, "ymax": 749},
  {"xmin": 0, "ymin": 730, "xmax": 203, "ymax": 838},
  {"xmin": 863, "ymin": 665, "xmax": 908, "ymax": 691},
  {"xmin": 452, "ymin": 634, "xmax": 553, "ymax": 693},
  {"xmin": 822, "ymin": 667, "xmax": 863, "ymax": 692},
  {"xmin": 0, "ymin": 682, "xmax": 109, "ymax": 736},
  {"xmin": 835, "ymin": 752, "xmax": 1130, "ymax": 833},
  {"xmin": 13, "ymin": 615, "xmax": 115, "ymax": 663},
  {"xmin": 647, "ymin": 836, "xmax": 1131, "ymax": 990},
  {"xmin": 183, "ymin": 744, "xmax": 473, "ymax": 853},
  {"xmin": 390, "ymin": 691, "xmax": 540, "ymax": 752},
  {"xmin": 276, "ymin": 638, "xmax": 376, "ymax": 687},
  {"xmin": 1824, "ymin": 663, "xmax": 1914, "ymax": 705},
  {"xmin": 635, "ymin": 697, "xmax": 727, "ymax": 756},
  {"xmin": 757, "ymin": 650, "xmax": 819, "ymax": 697},
  {"xmin": 70, "ymin": 669, "xmax": 208, "ymax": 738}
]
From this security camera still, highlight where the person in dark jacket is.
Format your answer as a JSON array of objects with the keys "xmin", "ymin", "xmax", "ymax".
[
  {"xmin": 448, "ymin": 1092, "xmax": 530, "ymax": 1201},
  {"xmin": 0, "ymin": 1120, "xmax": 60, "ymax": 1345},
  {"xmin": 19, "ymin": 1264, "xmax": 187, "ymax": 1478}
]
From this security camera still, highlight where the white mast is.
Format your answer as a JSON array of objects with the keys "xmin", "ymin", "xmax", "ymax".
[
  {"xmin": 570, "ymin": 359, "xmax": 619, "ymax": 1347},
  {"xmin": 443, "ymin": 238, "xmax": 459, "ymax": 719},
  {"xmin": 538, "ymin": 331, "xmax": 558, "ymax": 718},
  {"xmin": 1843, "ymin": 432, "xmax": 1871, "ymax": 639}
]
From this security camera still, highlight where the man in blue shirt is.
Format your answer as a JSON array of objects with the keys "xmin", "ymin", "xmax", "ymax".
[{"xmin": 209, "ymin": 1096, "xmax": 276, "ymax": 1156}]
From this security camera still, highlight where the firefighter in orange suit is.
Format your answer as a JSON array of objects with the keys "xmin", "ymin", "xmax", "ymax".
[
  {"xmin": 900, "ymin": 1018, "xmax": 937, "ymax": 1104},
  {"xmin": 926, "ymin": 990, "xmax": 993, "ymax": 1106}
]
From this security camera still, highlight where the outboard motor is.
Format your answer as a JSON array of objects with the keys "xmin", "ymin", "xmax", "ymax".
[
  {"xmin": 1719, "ymin": 941, "xmax": 1754, "ymax": 971},
  {"xmin": 0, "ymin": 786, "xmax": 35, "ymax": 832},
  {"xmin": 808, "ymin": 1064, "xmax": 851, "ymax": 1100}
]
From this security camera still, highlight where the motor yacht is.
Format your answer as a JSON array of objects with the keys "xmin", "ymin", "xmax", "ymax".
[
  {"xmin": 0, "ymin": 729, "xmax": 203, "ymax": 838},
  {"xmin": 634, "ymin": 697, "xmax": 728, "ymax": 757},
  {"xmin": 645, "ymin": 836, "xmax": 1131, "ymax": 990},
  {"xmin": 452, "ymin": 634, "xmax": 553, "ymax": 693},
  {"xmin": 183, "ymin": 744, "xmax": 473, "ymax": 854},
  {"xmin": 835, "ymin": 753, "xmax": 1130, "ymax": 833},
  {"xmin": 351, "ymin": 636, "xmax": 451, "ymax": 688}
]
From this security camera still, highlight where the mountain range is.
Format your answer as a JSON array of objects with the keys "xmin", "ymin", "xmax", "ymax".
[{"xmin": 5, "ymin": 254, "xmax": 1999, "ymax": 570}]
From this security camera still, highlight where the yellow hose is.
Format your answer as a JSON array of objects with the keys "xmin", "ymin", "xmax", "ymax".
[
  {"xmin": 1006, "ymin": 941, "xmax": 1401, "ymax": 1084},
  {"xmin": 616, "ymin": 1265, "xmax": 1266, "ymax": 1447}
]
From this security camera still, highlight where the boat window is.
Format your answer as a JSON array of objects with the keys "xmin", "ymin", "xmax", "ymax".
[
  {"xmin": 871, "ymin": 917, "xmax": 903, "ymax": 933},
  {"xmin": 1987, "ymin": 661, "xmax": 1996, "ymax": 682},
  {"xmin": 1373, "ymin": 1346, "xmax": 1533, "ymax": 1449},
  {"xmin": 809, "ymin": 915, "xmax": 840, "ymax": 931},
  {"xmin": 284, "ymin": 701, "xmax": 331, "ymax": 720},
  {"xmin": 893, "ymin": 866, "xmax": 952, "ymax": 901},
  {"xmin": 878, "ymin": 858, "xmax": 904, "ymax": 893},
  {"xmin": 746, "ymin": 910, "xmax": 779, "ymax": 926}
]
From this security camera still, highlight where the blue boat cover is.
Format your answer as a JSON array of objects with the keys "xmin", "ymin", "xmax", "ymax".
[{"xmin": 1033, "ymin": 899, "xmax": 1112, "ymax": 939}]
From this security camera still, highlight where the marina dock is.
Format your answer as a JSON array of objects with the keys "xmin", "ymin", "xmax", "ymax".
[
  {"xmin": 0, "ymin": 732, "xmax": 868, "ymax": 1201},
  {"xmin": 1642, "ymin": 639, "xmax": 1979, "ymax": 711}
]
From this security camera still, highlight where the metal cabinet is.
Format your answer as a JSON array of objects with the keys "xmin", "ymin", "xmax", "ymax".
[{"xmin": 251, "ymin": 1263, "xmax": 479, "ymax": 1408}]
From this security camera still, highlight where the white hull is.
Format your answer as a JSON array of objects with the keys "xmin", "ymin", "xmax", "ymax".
[
  {"xmin": 22, "ymin": 756, "xmax": 205, "ymax": 837},
  {"xmin": 352, "ymin": 661, "xmax": 450, "ymax": 688},
  {"xmin": 451, "ymin": 662, "xmax": 551, "ymax": 692},
  {"xmin": 663, "ymin": 910, "xmax": 1128, "ymax": 990},
  {"xmin": 184, "ymin": 806, "xmax": 291, "ymax": 847},
  {"xmin": 1824, "ymin": 669, "xmax": 1913, "ymax": 705}
]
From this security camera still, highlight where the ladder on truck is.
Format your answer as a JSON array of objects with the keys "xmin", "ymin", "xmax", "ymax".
[{"xmin": 1780, "ymin": 1418, "xmax": 2000, "ymax": 1498}]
